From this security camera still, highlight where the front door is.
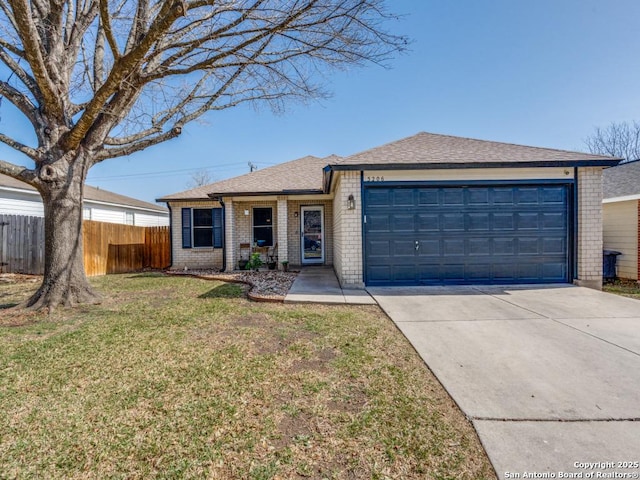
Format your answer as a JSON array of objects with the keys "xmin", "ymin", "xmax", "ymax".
[{"xmin": 301, "ymin": 206, "xmax": 324, "ymax": 264}]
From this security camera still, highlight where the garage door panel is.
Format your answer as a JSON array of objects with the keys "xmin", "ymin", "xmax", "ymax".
[
  {"xmin": 367, "ymin": 214, "xmax": 390, "ymax": 232},
  {"xmin": 418, "ymin": 190, "xmax": 439, "ymax": 206},
  {"xmin": 517, "ymin": 213, "xmax": 539, "ymax": 230},
  {"xmin": 468, "ymin": 238, "xmax": 491, "ymax": 256},
  {"xmin": 364, "ymin": 185, "xmax": 570, "ymax": 286},
  {"xmin": 467, "ymin": 213, "xmax": 490, "ymax": 231},
  {"xmin": 542, "ymin": 212, "xmax": 566, "ymax": 229},
  {"xmin": 542, "ymin": 237, "xmax": 566, "ymax": 255},
  {"xmin": 392, "ymin": 189, "xmax": 414, "ymax": 206},
  {"xmin": 443, "ymin": 214, "xmax": 465, "ymax": 231},
  {"xmin": 468, "ymin": 188, "xmax": 490, "ymax": 205},
  {"xmin": 392, "ymin": 215, "xmax": 414, "ymax": 232},
  {"xmin": 418, "ymin": 239, "xmax": 440, "ymax": 256},
  {"xmin": 367, "ymin": 240, "xmax": 390, "ymax": 257},
  {"xmin": 493, "ymin": 238, "xmax": 515, "ymax": 255},
  {"xmin": 443, "ymin": 238, "xmax": 465, "ymax": 255}
]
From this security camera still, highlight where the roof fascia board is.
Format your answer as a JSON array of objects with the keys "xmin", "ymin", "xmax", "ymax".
[
  {"xmin": 0, "ymin": 185, "xmax": 40, "ymax": 196},
  {"xmin": 603, "ymin": 194, "xmax": 640, "ymax": 204},
  {"xmin": 207, "ymin": 189, "xmax": 324, "ymax": 199},
  {"xmin": 329, "ymin": 160, "xmax": 620, "ymax": 171},
  {"xmin": 84, "ymin": 199, "xmax": 168, "ymax": 214}
]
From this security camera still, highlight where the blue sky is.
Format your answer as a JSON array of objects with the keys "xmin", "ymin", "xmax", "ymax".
[{"xmin": 1, "ymin": 0, "xmax": 640, "ymax": 203}]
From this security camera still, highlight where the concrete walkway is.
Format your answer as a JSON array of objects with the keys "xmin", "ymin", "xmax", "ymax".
[
  {"xmin": 368, "ymin": 284, "xmax": 640, "ymax": 479},
  {"xmin": 284, "ymin": 267, "xmax": 375, "ymax": 305}
]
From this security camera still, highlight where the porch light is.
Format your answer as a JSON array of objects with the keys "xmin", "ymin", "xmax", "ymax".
[
  {"xmin": 347, "ymin": 194, "xmax": 356, "ymax": 210},
  {"xmin": 244, "ymin": 209, "xmax": 249, "ymax": 216}
]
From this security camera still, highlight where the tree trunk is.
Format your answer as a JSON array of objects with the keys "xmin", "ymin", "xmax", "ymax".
[{"xmin": 25, "ymin": 159, "xmax": 101, "ymax": 310}]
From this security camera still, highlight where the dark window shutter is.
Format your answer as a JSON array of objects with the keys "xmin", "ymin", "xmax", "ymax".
[
  {"xmin": 182, "ymin": 208, "xmax": 192, "ymax": 248},
  {"xmin": 213, "ymin": 208, "xmax": 223, "ymax": 248}
]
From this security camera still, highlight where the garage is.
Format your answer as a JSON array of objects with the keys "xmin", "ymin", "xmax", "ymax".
[{"xmin": 364, "ymin": 184, "xmax": 572, "ymax": 286}]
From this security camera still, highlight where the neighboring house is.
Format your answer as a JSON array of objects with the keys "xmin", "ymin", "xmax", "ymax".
[
  {"xmin": 158, "ymin": 132, "xmax": 618, "ymax": 289},
  {"xmin": 0, "ymin": 174, "xmax": 169, "ymax": 226},
  {"xmin": 602, "ymin": 160, "xmax": 640, "ymax": 280}
]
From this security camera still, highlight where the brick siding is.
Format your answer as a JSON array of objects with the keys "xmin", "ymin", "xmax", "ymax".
[
  {"xmin": 332, "ymin": 171, "xmax": 363, "ymax": 288},
  {"xmin": 576, "ymin": 167, "xmax": 604, "ymax": 288},
  {"xmin": 169, "ymin": 200, "xmax": 224, "ymax": 270}
]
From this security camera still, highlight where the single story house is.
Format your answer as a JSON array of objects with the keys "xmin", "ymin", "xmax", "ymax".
[
  {"xmin": 0, "ymin": 174, "xmax": 169, "ymax": 226},
  {"xmin": 158, "ymin": 132, "xmax": 619, "ymax": 289},
  {"xmin": 602, "ymin": 160, "xmax": 640, "ymax": 280}
]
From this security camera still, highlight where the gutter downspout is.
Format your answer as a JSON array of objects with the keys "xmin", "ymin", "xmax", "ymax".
[
  {"xmin": 217, "ymin": 197, "xmax": 227, "ymax": 272},
  {"xmin": 165, "ymin": 203, "xmax": 173, "ymax": 269}
]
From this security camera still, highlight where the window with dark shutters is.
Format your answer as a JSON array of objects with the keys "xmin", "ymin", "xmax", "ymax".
[
  {"xmin": 183, "ymin": 207, "xmax": 223, "ymax": 248},
  {"xmin": 213, "ymin": 208, "xmax": 223, "ymax": 248},
  {"xmin": 182, "ymin": 208, "xmax": 192, "ymax": 248}
]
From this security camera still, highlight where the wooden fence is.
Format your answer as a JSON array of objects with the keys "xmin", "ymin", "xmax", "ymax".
[
  {"xmin": 0, "ymin": 215, "xmax": 170, "ymax": 276},
  {"xmin": 0, "ymin": 214, "xmax": 45, "ymax": 275}
]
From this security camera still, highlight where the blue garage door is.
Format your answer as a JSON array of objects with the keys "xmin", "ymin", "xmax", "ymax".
[{"xmin": 364, "ymin": 184, "xmax": 570, "ymax": 286}]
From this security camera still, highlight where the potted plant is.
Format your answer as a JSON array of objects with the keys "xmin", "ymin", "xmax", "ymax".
[
  {"xmin": 281, "ymin": 260, "xmax": 289, "ymax": 272},
  {"xmin": 246, "ymin": 252, "xmax": 264, "ymax": 271},
  {"xmin": 238, "ymin": 255, "xmax": 249, "ymax": 270},
  {"xmin": 267, "ymin": 251, "xmax": 278, "ymax": 270}
]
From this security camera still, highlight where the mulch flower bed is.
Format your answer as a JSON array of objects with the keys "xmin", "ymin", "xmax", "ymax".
[{"xmin": 167, "ymin": 269, "xmax": 298, "ymax": 302}]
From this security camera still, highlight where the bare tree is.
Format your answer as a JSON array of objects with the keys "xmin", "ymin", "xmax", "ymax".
[
  {"xmin": 186, "ymin": 168, "xmax": 213, "ymax": 188},
  {"xmin": 585, "ymin": 121, "xmax": 640, "ymax": 162},
  {"xmin": 0, "ymin": 0, "xmax": 406, "ymax": 309}
]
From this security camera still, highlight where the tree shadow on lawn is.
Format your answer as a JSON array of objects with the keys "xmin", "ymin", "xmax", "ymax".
[{"xmin": 199, "ymin": 283, "xmax": 246, "ymax": 299}]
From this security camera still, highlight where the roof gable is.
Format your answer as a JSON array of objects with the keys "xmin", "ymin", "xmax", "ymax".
[
  {"xmin": 603, "ymin": 160, "xmax": 640, "ymax": 199},
  {"xmin": 331, "ymin": 132, "xmax": 620, "ymax": 168},
  {"xmin": 158, "ymin": 155, "xmax": 339, "ymax": 201}
]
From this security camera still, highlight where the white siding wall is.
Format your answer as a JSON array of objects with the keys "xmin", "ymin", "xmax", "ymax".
[
  {"xmin": 0, "ymin": 191, "xmax": 44, "ymax": 217},
  {"xmin": 0, "ymin": 190, "xmax": 168, "ymax": 226},
  {"xmin": 88, "ymin": 204, "xmax": 128, "ymax": 224},
  {"xmin": 603, "ymin": 200, "xmax": 638, "ymax": 280},
  {"xmin": 134, "ymin": 212, "xmax": 170, "ymax": 227}
]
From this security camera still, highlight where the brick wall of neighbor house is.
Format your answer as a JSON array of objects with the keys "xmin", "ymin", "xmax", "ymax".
[
  {"xmin": 576, "ymin": 167, "xmax": 604, "ymax": 288},
  {"xmin": 170, "ymin": 200, "xmax": 223, "ymax": 270},
  {"xmin": 333, "ymin": 171, "xmax": 363, "ymax": 288},
  {"xmin": 603, "ymin": 200, "xmax": 639, "ymax": 280},
  {"xmin": 286, "ymin": 199, "xmax": 333, "ymax": 266}
]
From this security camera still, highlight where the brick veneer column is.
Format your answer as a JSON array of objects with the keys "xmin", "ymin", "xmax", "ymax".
[
  {"xmin": 224, "ymin": 197, "xmax": 235, "ymax": 271},
  {"xmin": 333, "ymin": 171, "xmax": 363, "ymax": 288},
  {"xmin": 576, "ymin": 167, "xmax": 603, "ymax": 289},
  {"xmin": 277, "ymin": 196, "xmax": 288, "ymax": 268}
]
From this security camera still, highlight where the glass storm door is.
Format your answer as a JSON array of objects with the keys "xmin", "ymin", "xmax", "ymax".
[{"xmin": 301, "ymin": 206, "xmax": 324, "ymax": 264}]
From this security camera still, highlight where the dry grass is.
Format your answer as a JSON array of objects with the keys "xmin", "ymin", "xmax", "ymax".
[
  {"xmin": 604, "ymin": 279, "xmax": 640, "ymax": 300},
  {"xmin": 0, "ymin": 273, "xmax": 495, "ymax": 479}
]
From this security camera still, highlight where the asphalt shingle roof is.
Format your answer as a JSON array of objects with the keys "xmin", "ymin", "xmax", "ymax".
[
  {"xmin": 331, "ymin": 132, "xmax": 619, "ymax": 167},
  {"xmin": 603, "ymin": 160, "xmax": 640, "ymax": 199},
  {"xmin": 158, "ymin": 155, "xmax": 339, "ymax": 201},
  {"xmin": 0, "ymin": 174, "xmax": 168, "ymax": 213}
]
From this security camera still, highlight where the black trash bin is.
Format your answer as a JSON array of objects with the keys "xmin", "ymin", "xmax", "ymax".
[{"xmin": 603, "ymin": 250, "xmax": 622, "ymax": 281}]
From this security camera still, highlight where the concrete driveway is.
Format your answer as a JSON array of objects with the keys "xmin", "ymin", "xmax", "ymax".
[{"xmin": 368, "ymin": 284, "xmax": 640, "ymax": 479}]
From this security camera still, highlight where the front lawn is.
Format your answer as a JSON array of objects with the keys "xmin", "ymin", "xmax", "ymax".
[{"xmin": 0, "ymin": 273, "xmax": 494, "ymax": 479}]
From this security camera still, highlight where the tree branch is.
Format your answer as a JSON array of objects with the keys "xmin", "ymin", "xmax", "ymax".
[
  {"xmin": 94, "ymin": 126, "xmax": 182, "ymax": 162},
  {"xmin": 0, "ymin": 133, "xmax": 40, "ymax": 160},
  {"xmin": 0, "ymin": 80, "xmax": 39, "ymax": 126},
  {"xmin": 0, "ymin": 159, "xmax": 37, "ymax": 185},
  {"xmin": 7, "ymin": 0, "xmax": 63, "ymax": 119},
  {"xmin": 99, "ymin": 0, "xmax": 121, "ymax": 59}
]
